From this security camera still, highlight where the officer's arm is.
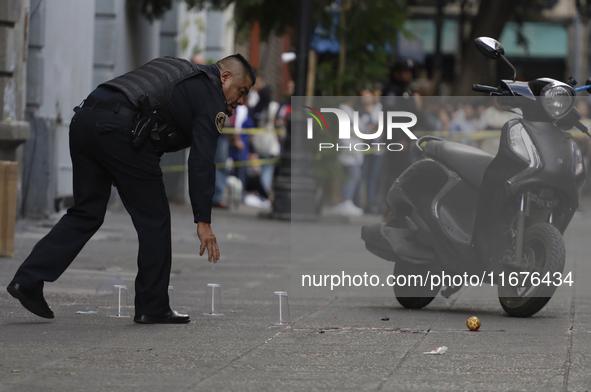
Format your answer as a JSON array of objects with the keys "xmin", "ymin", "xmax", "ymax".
[
  {"xmin": 188, "ymin": 109, "xmax": 218, "ymax": 223},
  {"xmin": 188, "ymin": 108, "xmax": 221, "ymax": 262}
]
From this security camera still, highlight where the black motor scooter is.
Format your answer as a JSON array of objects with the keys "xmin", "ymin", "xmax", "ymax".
[{"xmin": 361, "ymin": 37, "xmax": 589, "ymax": 317}]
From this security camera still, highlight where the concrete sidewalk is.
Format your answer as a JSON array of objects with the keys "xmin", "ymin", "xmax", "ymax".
[{"xmin": 1, "ymin": 202, "xmax": 590, "ymax": 391}]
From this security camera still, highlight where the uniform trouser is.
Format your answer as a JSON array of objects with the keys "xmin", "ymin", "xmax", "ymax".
[{"xmin": 12, "ymin": 107, "xmax": 172, "ymax": 315}]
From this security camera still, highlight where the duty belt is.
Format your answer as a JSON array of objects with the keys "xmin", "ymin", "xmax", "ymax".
[{"xmin": 76, "ymin": 99, "xmax": 139, "ymax": 121}]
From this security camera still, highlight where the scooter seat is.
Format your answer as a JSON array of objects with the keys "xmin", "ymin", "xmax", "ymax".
[{"xmin": 423, "ymin": 140, "xmax": 494, "ymax": 189}]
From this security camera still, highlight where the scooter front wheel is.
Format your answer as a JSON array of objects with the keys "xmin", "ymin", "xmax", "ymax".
[
  {"xmin": 498, "ymin": 223, "xmax": 565, "ymax": 317},
  {"xmin": 393, "ymin": 262, "xmax": 441, "ymax": 309}
]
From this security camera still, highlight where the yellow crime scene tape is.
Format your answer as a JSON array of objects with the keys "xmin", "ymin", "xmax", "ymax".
[
  {"xmin": 161, "ymin": 158, "xmax": 280, "ymax": 173},
  {"xmin": 221, "ymin": 127, "xmax": 286, "ymax": 135},
  {"xmin": 416, "ymin": 129, "xmax": 586, "ymax": 142},
  {"xmin": 160, "ymin": 126, "xmax": 589, "ymax": 174},
  {"xmin": 414, "ymin": 130, "xmax": 501, "ymax": 141},
  {"xmin": 161, "ymin": 127, "xmax": 284, "ymax": 173}
]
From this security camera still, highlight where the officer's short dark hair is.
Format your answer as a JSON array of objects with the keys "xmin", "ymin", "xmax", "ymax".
[{"xmin": 217, "ymin": 54, "xmax": 257, "ymax": 85}]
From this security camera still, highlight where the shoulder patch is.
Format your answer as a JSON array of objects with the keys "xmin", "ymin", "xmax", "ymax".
[{"xmin": 215, "ymin": 112, "xmax": 226, "ymax": 133}]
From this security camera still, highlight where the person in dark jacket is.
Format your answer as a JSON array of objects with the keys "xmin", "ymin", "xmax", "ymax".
[{"xmin": 7, "ymin": 54, "xmax": 255, "ymax": 324}]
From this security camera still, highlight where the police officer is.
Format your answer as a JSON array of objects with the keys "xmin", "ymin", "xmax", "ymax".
[{"xmin": 7, "ymin": 54, "xmax": 255, "ymax": 324}]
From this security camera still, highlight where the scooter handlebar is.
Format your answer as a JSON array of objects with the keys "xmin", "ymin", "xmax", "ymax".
[{"xmin": 472, "ymin": 84, "xmax": 500, "ymax": 94}]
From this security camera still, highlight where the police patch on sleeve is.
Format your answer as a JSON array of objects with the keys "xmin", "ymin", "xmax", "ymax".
[{"xmin": 215, "ymin": 112, "xmax": 226, "ymax": 133}]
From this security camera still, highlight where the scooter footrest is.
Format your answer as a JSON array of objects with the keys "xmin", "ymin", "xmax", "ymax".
[
  {"xmin": 361, "ymin": 223, "xmax": 436, "ymax": 262},
  {"xmin": 362, "ymin": 223, "xmax": 398, "ymax": 261},
  {"xmin": 381, "ymin": 225, "xmax": 437, "ymax": 261}
]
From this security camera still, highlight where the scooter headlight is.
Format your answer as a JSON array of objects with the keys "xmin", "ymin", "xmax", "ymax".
[
  {"xmin": 541, "ymin": 83, "xmax": 574, "ymax": 119},
  {"xmin": 507, "ymin": 122, "xmax": 542, "ymax": 186},
  {"xmin": 571, "ymin": 138, "xmax": 584, "ymax": 177},
  {"xmin": 508, "ymin": 122, "xmax": 540, "ymax": 165}
]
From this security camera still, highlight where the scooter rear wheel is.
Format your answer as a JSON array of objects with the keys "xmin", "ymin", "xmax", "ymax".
[
  {"xmin": 393, "ymin": 262, "xmax": 441, "ymax": 309},
  {"xmin": 498, "ymin": 223, "xmax": 565, "ymax": 317}
]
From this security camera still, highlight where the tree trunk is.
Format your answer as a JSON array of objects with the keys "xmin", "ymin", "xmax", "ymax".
[
  {"xmin": 336, "ymin": 2, "xmax": 348, "ymax": 96},
  {"xmin": 453, "ymin": 0, "xmax": 519, "ymax": 96},
  {"xmin": 306, "ymin": 49, "xmax": 317, "ymax": 105}
]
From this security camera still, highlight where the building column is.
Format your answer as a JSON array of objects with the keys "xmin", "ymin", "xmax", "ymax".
[{"xmin": 0, "ymin": 0, "xmax": 31, "ymax": 219}]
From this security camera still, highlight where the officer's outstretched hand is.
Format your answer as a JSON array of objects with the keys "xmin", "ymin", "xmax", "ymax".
[{"xmin": 197, "ymin": 222, "xmax": 220, "ymax": 263}]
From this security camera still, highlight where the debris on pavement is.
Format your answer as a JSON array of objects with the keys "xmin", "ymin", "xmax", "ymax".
[{"xmin": 423, "ymin": 346, "xmax": 448, "ymax": 355}]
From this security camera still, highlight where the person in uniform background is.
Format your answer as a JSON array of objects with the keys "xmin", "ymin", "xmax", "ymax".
[
  {"xmin": 7, "ymin": 54, "xmax": 255, "ymax": 324},
  {"xmin": 379, "ymin": 58, "xmax": 421, "ymax": 212}
]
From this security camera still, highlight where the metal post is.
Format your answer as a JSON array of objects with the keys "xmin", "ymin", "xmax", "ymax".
[
  {"xmin": 294, "ymin": 0, "xmax": 312, "ymax": 97},
  {"xmin": 434, "ymin": 0, "xmax": 444, "ymax": 95},
  {"xmin": 270, "ymin": 0, "xmax": 317, "ymax": 220}
]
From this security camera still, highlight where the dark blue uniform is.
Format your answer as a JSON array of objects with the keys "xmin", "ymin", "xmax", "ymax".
[{"xmin": 12, "ymin": 64, "xmax": 227, "ymax": 316}]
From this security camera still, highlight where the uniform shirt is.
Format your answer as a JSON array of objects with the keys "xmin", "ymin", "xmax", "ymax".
[
  {"xmin": 89, "ymin": 63, "xmax": 227, "ymax": 224},
  {"xmin": 168, "ymin": 64, "xmax": 228, "ymax": 224}
]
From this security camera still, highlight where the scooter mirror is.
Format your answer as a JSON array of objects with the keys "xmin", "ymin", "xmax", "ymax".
[{"xmin": 474, "ymin": 37, "xmax": 505, "ymax": 60}]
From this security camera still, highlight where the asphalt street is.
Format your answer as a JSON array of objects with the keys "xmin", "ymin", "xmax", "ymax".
[{"xmin": 1, "ymin": 197, "xmax": 591, "ymax": 391}]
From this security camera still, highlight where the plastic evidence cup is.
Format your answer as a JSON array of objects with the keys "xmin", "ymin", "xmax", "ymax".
[
  {"xmin": 203, "ymin": 283, "xmax": 223, "ymax": 316},
  {"xmin": 109, "ymin": 284, "xmax": 130, "ymax": 318},
  {"xmin": 270, "ymin": 291, "xmax": 291, "ymax": 325}
]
